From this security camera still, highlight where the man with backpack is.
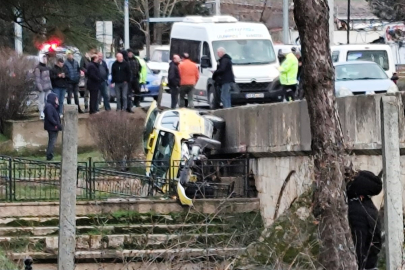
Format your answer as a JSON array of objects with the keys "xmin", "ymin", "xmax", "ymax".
[{"xmin": 35, "ymin": 54, "xmax": 53, "ymax": 120}]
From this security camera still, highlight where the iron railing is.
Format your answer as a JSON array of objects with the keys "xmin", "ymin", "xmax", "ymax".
[{"xmin": 0, "ymin": 156, "xmax": 252, "ymax": 202}]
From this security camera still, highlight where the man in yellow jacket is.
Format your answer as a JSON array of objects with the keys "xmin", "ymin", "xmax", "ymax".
[{"xmin": 278, "ymin": 48, "xmax": 299, "ymax": 101}]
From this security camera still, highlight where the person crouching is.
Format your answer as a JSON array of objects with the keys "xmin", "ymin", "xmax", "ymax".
[
  {"xmin": 44, "ymin": 93, "xmax": 62, "ymax": 161},
  {"xmin": 347, "ymin": 170, "xmax": 382, "ymax": 270}
]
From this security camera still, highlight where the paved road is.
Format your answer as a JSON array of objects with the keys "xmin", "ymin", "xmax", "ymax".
[{"xmin": 76, "ymin": 93, "xmax": 210, "ymax": 111}]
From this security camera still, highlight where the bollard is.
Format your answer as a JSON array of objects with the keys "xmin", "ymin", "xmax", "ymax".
[{"xmin": 24, "ymin": 256, "xmax": 33, "ymax": 270}]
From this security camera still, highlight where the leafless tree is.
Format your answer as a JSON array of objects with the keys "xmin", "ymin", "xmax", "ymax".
[{"xmin": 293, "ymin": 0, "xmax": 358, "ymax": 269}]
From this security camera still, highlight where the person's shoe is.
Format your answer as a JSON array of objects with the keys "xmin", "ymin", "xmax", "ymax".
[
  {"xmin": 127, "ymin": 109, "xmax": 134, "ymax": 114},
  {"xmin": 40, "ymin": 112, "xmax": 45, "ymax": 120}
]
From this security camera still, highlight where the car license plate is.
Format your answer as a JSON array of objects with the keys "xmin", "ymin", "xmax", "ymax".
[{"xmin": 246, "ymin": 93, "xmax": 264, "ymax": 98}]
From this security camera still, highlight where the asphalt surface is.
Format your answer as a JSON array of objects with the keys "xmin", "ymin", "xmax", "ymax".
[{"xmin": 76, "ymin": 93, "xmax": 210, "ymax": 111}]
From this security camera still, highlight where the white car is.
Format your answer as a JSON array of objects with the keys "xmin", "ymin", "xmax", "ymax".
[
  {"xmin": 334, "ymin": 61, "xmax": 398, "ymax": 97},
  {"xmin": 147, "ymin": 46, "xmax": 170, "ymax": 89}
]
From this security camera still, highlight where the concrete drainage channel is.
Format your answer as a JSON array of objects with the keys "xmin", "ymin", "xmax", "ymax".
[{"xmin": 0, "ymin": 199, "xmax": 262, "ymax": 270}]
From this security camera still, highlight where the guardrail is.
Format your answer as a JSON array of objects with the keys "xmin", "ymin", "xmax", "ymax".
[{"xmin": 0, "ymin": 156, "xmax": 254, "ymax": 202}]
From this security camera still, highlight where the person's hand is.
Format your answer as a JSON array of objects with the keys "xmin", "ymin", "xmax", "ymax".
[
  {"xmin": 124, "ymin": 81, "xmax": 127, "ymax": 84},
  {"xmin": 58, "ymin": 74, "xmax": 62, "ymax": 78},
  {"xmin": 55, "ymin": 126, "xmax": 58, "ymax": 129},
  {"xmin": 111, "ymin": 83, "xmax": 115, "ymax": 88},
  {"xmin": 80, "ymin": 71, "xmax": 85, "ymax": 76}
]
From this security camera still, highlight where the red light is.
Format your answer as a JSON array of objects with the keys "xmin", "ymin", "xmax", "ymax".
[{"xmin": 42, "ymin": 44, "xmax": 51, "ymax": 50}]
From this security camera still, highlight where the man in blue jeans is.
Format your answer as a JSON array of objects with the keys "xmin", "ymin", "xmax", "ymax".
[
  {"xmin": 50, "ymin": 58, "xmax": 70, "ymax": 117},
  {"xmin": 213, "ymin": 47, "xmax": 235, "ymax": 109},
  {"xmin": 97, "ymin": 52, "xmax": 111, "ymax": 111}
]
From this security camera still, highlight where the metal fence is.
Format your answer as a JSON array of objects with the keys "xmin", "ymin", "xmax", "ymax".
[{"xmin": 0, "ymin": 156, "xmax": 252, "ymax": 202}]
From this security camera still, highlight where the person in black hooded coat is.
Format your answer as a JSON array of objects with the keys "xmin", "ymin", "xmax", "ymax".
[
  {"xmin": 347, "ymin": 170, "xmax": 383, "ymax": 270},
  {"xmin": 44, "ymin": 93, "xmax": 63, "ymax": 161}
]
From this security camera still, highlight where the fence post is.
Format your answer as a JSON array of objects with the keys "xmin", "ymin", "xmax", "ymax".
[
  {"xmin": 381, "ymin": 95, "xmax": 404, "ymax": 270},
  {"xmin": 88, "ymin": 157, "xmax": 93, "ymax": 200},
  {"xmin": 57, "ymin": 105, "xmax": 78, "ymax": 270},
  {"xmin": 244, "ymin": 154, "xmax": 250, "ymax": 197},
  {"xmin": 24, "ymin": 256, "xmax": 33, "ymax": 270},
  {"xmin": 8, "ymin": 157, "xmax": 12, "ymax": 201}
]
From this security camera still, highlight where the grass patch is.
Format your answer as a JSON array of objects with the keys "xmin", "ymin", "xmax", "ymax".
[
  {"xmin": 0, "ymin": 134, "xmax": 8, "ymax": 143},
  {"xmin": 16, "ymin": 150, "xmax": 104, "ymax": 163},
  {"xmin": 0, "ymin": 250, "xmax": 18, "ymax": 270}
]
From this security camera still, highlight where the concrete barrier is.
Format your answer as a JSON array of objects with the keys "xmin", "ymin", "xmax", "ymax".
[
  {"xmin": 213, "ymin": 94, "xmax": 405, "ymax": 157},
  {"xmin": 4, "ymin": 114, "xmax": 95, "ymax": 152}
]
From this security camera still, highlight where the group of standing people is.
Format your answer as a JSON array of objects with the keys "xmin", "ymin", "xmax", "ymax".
[
  {"xmin": 167, "ymin": 47, "xmax": 235, "ymax": 109},
  {"xmin": 109, "ymin": 49, "xmax": 146, "ymax": 113},
  {"xmin": 167, "ymin": 53, "xmax": 199, "ymax": 109}
]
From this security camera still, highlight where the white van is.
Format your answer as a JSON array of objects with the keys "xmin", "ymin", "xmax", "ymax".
[
  {"xmin": 170, "ymin": 16, "xmax": 283, "ymax": 108},
  {"xmin": 331, "ymin": 44, "xmax": 396, "ymax": 78}
]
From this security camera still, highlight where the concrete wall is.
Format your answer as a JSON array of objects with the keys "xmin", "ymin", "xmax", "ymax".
[
  {"xmin": 213, "ymin": 94, "xmax": 405, "ymax": 227},
  {"xmin": 213, "ymin": 94, "xmax": 405, "ymax": 156},
  {"xmin": 4, "ymin": 115, "xmax": 95, "ymax": 152}
]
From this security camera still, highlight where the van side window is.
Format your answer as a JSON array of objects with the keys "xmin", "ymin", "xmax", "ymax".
[
  {"xmin": 332, "ymin": 51, "xmax": 339, "ymax": 62},
  {"xmin": 202, "ymin": 42, "xmax": 212, "ymax": 68},
  {"xmin": 170, "ymin": 38, "xmax": 201, "ymax": 63}
]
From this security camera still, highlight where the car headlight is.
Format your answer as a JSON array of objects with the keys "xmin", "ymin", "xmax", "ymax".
[
  {"xmin": 152, "ymin": 80, "xmax": 160, "ymax": 86},
  {"xmin": 387, "ymin": 84, "xmax": 399, "ymax": 93},
  {"xmin": 336, "ymin": 87, "xmax": 353, "ymax": 97}
]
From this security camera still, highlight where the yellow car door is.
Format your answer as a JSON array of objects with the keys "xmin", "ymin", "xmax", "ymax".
[{"xmin": 143, "ymin": 101, "xmax": 159, "ymax": 174}]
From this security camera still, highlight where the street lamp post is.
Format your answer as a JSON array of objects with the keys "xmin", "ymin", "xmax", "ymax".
[{"xmin": 124, "ymin": 0, "xmax": 130, "ymax": 49}]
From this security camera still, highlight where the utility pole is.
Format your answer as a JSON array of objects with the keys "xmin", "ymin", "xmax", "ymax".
[
  {"xmin": 282, "ymin": 0, "xmax": 289, "ymax": 44},
  {"xmin": 215, "ymin": 0, "xmax": 221, "ymax": 15},
  {"xmin": 381, "ymin": 95, "xmax": 404, "ymax": 270},
  {"xmin": 124, "ymin": 0, "xmax": 130, "ymax": 49},
  {"xmin": 328, "ymin": 0, "xmax": 334, "ymax": 45},
  {"xmin": 57, "ymin": 105, "xmax": 78, "ymax": 270},
  {"xmin": 154, "ymin": 0, "xmax": 161, "ymax": 44},
  {"xmin": 347, "ymin": 0, "xmax": 350, "ymax": 44},
  {"xmin": 14, "ymin": 11, "xmax": 23, "ymax": 55}
]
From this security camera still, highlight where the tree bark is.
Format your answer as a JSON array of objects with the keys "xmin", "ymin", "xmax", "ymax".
[{"xmin": 293, "ymin": 0, "xmax": 357, "ymax": 269}]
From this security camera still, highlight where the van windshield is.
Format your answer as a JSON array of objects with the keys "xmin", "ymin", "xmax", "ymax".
[
  {"xmin": 346, "ymin": 50, "xmax": 389, "ymax": 71},
  {"xmin": 212, "ymin": 39, "xmax": 276, "ymax": 65}
]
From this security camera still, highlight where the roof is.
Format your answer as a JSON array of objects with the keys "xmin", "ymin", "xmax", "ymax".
[{"xmin": 334, "ymin": 60, "xmax": 379, "ymax": 66}]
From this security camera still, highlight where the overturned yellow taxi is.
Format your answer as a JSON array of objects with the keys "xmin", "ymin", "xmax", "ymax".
[{"xmin": 143, "ymin": 101, "xmax": 225, "ymax": 206}]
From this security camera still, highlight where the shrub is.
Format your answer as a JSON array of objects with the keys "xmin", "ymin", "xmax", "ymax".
[
  {"xmin": 0, "ymin": 48, "xmax": 36, "ymax": 133},
  {"xmin": 88, "ymin": 110, "xmax": 145, "ymax": 162}
]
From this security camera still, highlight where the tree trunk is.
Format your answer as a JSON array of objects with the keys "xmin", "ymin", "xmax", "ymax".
[{"xmin": 293, "ymin": 0, "xmax": 358, "ymax": 269}]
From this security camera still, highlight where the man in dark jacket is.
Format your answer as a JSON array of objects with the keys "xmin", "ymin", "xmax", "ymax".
[
  {"xmin": 127, "ymin": 49, "xmax": 141, "ymax": 111},
  {"xmin": 51, "ymin": 58, "xmax": 70, "ymax": 116},
  {"xmin": 111, "ymin": 53, "xmax": 131, "ymax": 111},
  {"xmin": 86, "ymin": 55, "xmax": 102, "ymax": 114},
  {"xmin": 64, "ymin": 51, "xmax": 83, "ymax": 113},
  {"xmin": 347, "ymin": 170, "xmax": 382, "ymax": 270},
  {"xmin": 80, "ymin": 50, "xmax": 95, "ymax": 112},
  {"xmin": 44, "ymin": 93, "xmax": 62, "ymax": 161},
  {"xmin": 213, "ymin": 47, "xmax": 235, "ymax": 109},
  {"xmin": 168, "ymin": 54, "xmax": 181, "ymax": 109},
  {"xmin": 97, "ymin": 52, "xmax": 111, "ymax": 111}
]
